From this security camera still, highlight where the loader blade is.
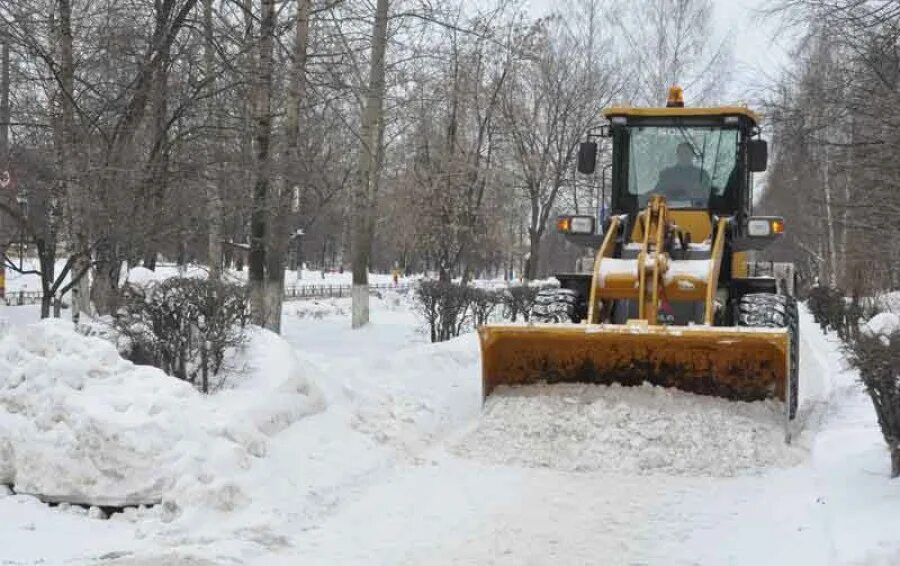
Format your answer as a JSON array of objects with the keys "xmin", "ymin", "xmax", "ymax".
[{"xmin": 479, "ymin": 324, "xmax": 789, "ymax": 403}]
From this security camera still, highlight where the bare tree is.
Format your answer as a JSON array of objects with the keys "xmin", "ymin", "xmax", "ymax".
[
  {"xmin": 204, "ymin": 0, "xmax": 223, "ymax": 280},
  {"xmin": 351, "ymin": 0, "xmax": 389, "ymax": 329},
  {"xmin": 249, "ymin": 0, "xmax": 276, "ymax": 329},
  {"xmin": 262, "ymin": 0, "xmax": 313, "ymax": 334},
  {"xmin": 613, "ymin": 0, "xmax": 732, "ymax": 104},
  {"xmin": 503, "ymin": 11, "xmax": 617, "ymax": 279}
]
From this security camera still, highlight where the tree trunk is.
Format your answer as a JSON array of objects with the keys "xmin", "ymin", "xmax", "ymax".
[
  {"xmin": 37, "ymin": 239, "xmax": 55, "ymax": 319},
  {"xmin": 524, "ymin": 228, "xmax": 541, "ymax": 280},
  {"xmin": 0, "ymin": 28, "xmax": 9, "ymax": 168},
  {"xmin": 58, "ymin": 0, "xmax": 92, "ymax": 316},
  {"xmin": 204, "ymin": 0, "xmax": 223, "ymax": 280},
  {"xmin": 822, "ymin": 147, "xmax": 838, "ymax": 287},
  {"xmin": 263, "ymin": 0, "xmax": 312, "ymax": 334},
  {"xmin": 264, "ymin": 196, "xmax": 286, "ymax": 332},
  {"xmin": 0, "ymin": 28, "xmax": 11, "ymax": 311},
  {"xmin": 143, "ymin": 42, "xmax": 170, "ymax": 272},
  {"xmin": 892, "ymin": 442, "xmax": 900, "ymax": 479},
  {"xmin": 248, "ymin": 0, "xmax": 276, "ymax": 328},
  {"xmin": 351, "ymin": 0, "xmax": 389, "ymax": 329},
  {"xmin": 90, "ymin": 251, "xmax": 122, "ymax": 315},
  {"xmin": 73, "ymin": 255, "xmax": 91, "ymax": 313}
]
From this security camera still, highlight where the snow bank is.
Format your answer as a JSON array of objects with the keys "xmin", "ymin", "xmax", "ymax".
[
  {"xmin": 862, "ymin": 311, "xmax": 900, "ymax": 338},
  {"xmin": 0, "ymin": 319, "xmax": 323, "ymax": 511},
  {"xmin": 454, "ymin": 382, "xmax": 803, "ymax": 476},
  {"xmin": 124, "ymin": 266, "xmax": 163, "ymax": 286},
  {"xmin": 346, "ymin": 334, "xmax": 481, "ymax": 453},
  {"xmin": 217, "ymin": 327, "xmax": 326, "ymax": 436},
  {"xmin": 874, "ymin": 291, "xmax": 900, "ymax": 314}
]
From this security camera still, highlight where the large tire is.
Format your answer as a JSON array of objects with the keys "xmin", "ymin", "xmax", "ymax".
[
  {"xmin": 531, "ymin": 288, "xmax": 579, "ymax": 323},
  {"xmin": 737, "ymin": 293, "xmax": 800, "ymax": 419}
]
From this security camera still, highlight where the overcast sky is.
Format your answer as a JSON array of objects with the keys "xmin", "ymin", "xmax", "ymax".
[{"xmin": 525, "ymin": 0, "xmax": 797, "ymax": 104}]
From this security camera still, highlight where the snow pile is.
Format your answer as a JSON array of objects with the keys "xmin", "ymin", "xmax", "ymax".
[
  {"xmin": 454, "ymin": 383, "xmax": 803, "ymax": 476},
  {"xmin": 335, "ymin": 334, "xmax": 481, "ymax": 455},
  {"xmin": 874, "ymin": 291, "xmax": 900, "ymax": 314},
  {"xmin": 123, "ymin": 265, "xmax": 241, "ymax": 287},
  {"xmin": 217, "ymin": 326, "xmax": 326, "ymax": 435},
  {"xmin": 0, "ymin": 319, "xmax": 323, "ymax": 511},
  {"xmin": 124, "ymin": 266, "xmax": 164, "ymax": 286},
  {"xmin": 862, "ymin": 311, "xmax": 900, "ymax": 339}
]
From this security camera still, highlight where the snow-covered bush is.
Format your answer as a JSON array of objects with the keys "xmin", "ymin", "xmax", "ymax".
[
  {"xmin": 807, "ymin": 286, "xmax": 874, "ymax": 341},
  {"xmin": 414, "ymin": 281, "xmax": 472, "ymax": 342},
  {"xmin": 502, "ymin": 283, "xmax": 545, "ymax": 322},
  {"xmin": 847, "ymin": 325, "xmax": 900, "ymax": 478},
  {"xmin": 808, "ymin": 286, "xmax": 846, "ymax": 333},
  {"xmin": 468, "ymin": 287, "xmax": 502, "ymax": 326},
  {"xmin": 114, "ymin": 278, "xmax": 249, "ymax": 392},
  {"xmin": 414, "ymin": 281, "xmax": 552, "ymax": 342}
]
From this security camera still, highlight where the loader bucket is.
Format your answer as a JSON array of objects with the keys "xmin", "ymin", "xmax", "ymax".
[{"xmin": 479, "ymin": 323, "xmax": 790, "ymax": 403}]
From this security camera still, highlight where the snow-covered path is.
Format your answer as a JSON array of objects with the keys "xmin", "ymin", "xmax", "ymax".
[
  {"xmin": 258, "ymin": 303, "xmax": 897, "ymax": 566},
  {"xmin": 1, "ymin": 298, "xmax": 898, "ymax": 565},
  {"xmin": 207, "ymin": 300, "xmax": 890, "ymax": 566}
]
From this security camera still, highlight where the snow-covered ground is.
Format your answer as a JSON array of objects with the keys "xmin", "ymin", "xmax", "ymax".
[{"xmin": 1, "ymin": 295, "xmax": 899, "ymax": 565}]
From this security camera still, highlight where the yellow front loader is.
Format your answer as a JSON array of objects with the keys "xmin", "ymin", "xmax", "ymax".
[{"xmin": 480, "ymin": 88, "xmax": 799, "ymax": 430}]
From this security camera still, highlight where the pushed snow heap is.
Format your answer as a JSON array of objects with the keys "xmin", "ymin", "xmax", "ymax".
[
  {"xmin": 862, "ymin": 312, "xmax": 900, "ymax": 342},
  {"xmin": 456, "ymin": 382, "xmax": 803, "ymax": 476},
  {"xmin": 0, "ymin": 319, "xmax": 323, "ymax": 511}
]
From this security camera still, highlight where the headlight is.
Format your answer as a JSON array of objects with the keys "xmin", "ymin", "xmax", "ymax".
[
  {"xmin": 747, "ymin": 219, "xmax": 771, "ymax": 237},
  {"xmin": 557, "ymin": 215, "xmax": 595, "ymax": 235},
  {"xmin": 746, "ymin": 217, "xmax": 785, "ymax": 237}
]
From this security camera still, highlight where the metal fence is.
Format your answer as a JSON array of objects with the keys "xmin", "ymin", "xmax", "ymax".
[
  {"xmin": 2, "ymin": 291, "xmax": 44, "ymax": 306},
  {"xmin": 2, "ymin": 283, "xmax": 412, "ymax": 306},
  {"xmin": 283, "ymin": 282, "xmax": 411, "ymax": 300}
]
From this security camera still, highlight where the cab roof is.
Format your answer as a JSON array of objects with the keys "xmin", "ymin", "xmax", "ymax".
[{"xmin": 603, "ymin": 106, "xmax": 761, "ymax": 126}]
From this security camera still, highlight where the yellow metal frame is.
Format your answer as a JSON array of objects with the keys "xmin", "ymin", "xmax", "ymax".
[
  {"xmin": 586, "ymin": 216, "xmax": 621, "ymax": 324},
  {"xmin": 604, "ymin": 105, "xmax": 761, "ymax": 125},
  {"xmin": 637, "ymin": 196, "xmax": 668, "ymax": 323},
  {"xmin": 586, "ymin": 196, "xmax": 725, "ymax": 326},
  {"xmin": 704, "ymin": 218, "xmax": 728, "ymax": 324},
  {"xmin": 630, "ymin": 210, "xmax": 712, "ymax": 243}
]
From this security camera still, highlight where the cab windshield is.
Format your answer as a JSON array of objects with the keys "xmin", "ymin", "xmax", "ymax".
[{"xmin": 626, "ymin": 125, "xmax": 739, "ymax": 208}]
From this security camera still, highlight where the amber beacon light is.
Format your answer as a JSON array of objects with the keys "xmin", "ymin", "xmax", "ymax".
[{"xmin": 666, "ymin": 85, "xmax": 685, "ymax": 107}]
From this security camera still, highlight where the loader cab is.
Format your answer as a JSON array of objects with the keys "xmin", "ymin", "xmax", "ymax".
[
  {"xmin": 576, "ymin": 104, "xmax": 768, "ymax": 244},
  {"xmin": 607, "ymin": 111, "xmax": 760, "ymax": 218},
  {"xmin": 563, "ymin": 99, "xmax": 777, "ymax": 325}
]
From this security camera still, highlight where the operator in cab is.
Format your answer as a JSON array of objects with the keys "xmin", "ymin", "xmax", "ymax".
[{"xmin": 654, "ymin": 142, "xmax": 711, "ymax": 203}]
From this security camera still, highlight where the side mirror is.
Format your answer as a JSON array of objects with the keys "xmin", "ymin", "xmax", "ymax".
[
  {"xmin": 748, "ymin": 139, "xmax": 768, "ymax": 172},
  {"xmin": 577, "ymin": 142, "xmax": 597, "ymax": 174}
]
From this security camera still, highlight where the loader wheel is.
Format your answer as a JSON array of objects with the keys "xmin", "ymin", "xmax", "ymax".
[
  {"xmin": 737, "ymin": 293, "xmax": 800, "ymax": 419},
  {"xmin": 531, "ymin": 288, "xmax": 580, "ymax": 323}
]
